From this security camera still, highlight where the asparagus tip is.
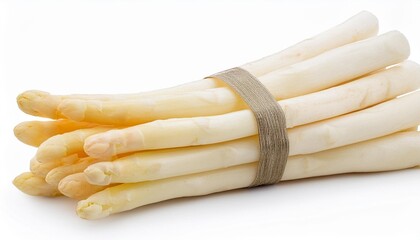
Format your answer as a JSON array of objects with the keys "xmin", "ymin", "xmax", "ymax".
[
  {"xmin": 16, "ymin": 90, "xmax": 50, "ymax": 115},
  {"xmin": 36, "ymin": 144, "xmax": 67, "ymax": 163},
  {"xmin": 45, "ymin": 169, "xmax": 63, "ymax": 186},
  {"xmin": 58, "ymin": 178, "xmax": 83, "ymax": 199},
  {"xmin": 13, "ymin": 122, "xmax": 38, "ymax": 146},
  {"xmin": 13, "ymin": 172, "xmax": 32, "ymax": 191},
  {"xmin": 76, "ymin": 200, "xmax": 111, "ymax": 220},
  {"xmin": 84, "ymin": 140, "xmax": 112, "ymax": 159},
  {"xmin": 84, "ymin": 165, "xmax": 113, "ymax": 186},
  {"xmin": 13, "ymin": 172, "xmax": 61, "ymax": 197},
  {"xmin": 58, "ymin": 99, "xmax": 87, "ymax": 122},
  {"xmin": 13, "ymin": 122, "xmax": 26, "ymax": 137}
]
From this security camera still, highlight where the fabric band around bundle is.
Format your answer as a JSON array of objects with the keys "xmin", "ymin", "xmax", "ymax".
[{"xmin": 206, "ymin": 67, "xmax": 289, "ymax": 187}]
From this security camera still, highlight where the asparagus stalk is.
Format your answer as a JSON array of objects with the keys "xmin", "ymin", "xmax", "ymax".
[
  {"xmin": 30, "ymin": 126, "xmax": 109, "ymax": 180},
  {"xmin": 16, "ymin": 11, "xmax": 378, "ymax": 120},
  {"xmin": 30, "ymin": 157, "xmax": 61, "ymax": 177},
  {"xmin": 20, "ymin": 60, "xmax": 420, "ymax": 182},
  {"xmin": 14, "ymin": 120, "xmax": 98, "ymax": 147},
  {"xmin": 58, "ymin": 31, "xmax": 409, "ymax": 125},
  {"xmin": 13, "ymin": 172, "xmax": 61, "ymax": 197},
  {"xmin": 240, "ymin": 11, "xmax": 378, "ymax": 76},
  {"xmin": 84, "ymin": 128, "xmax": 418, "ymax": 185},
  {"xmin": 84, "ymin": 136, "xmax": 259, "ymax": 185},
  {"xmin": 289, "ymin": 90, "xmax": 420, "ymax": 155},
  {"xmin": 10, "ymin": 11, "xmax": 420, "ymax": 221},
  {"xmin": 84, "ymin": 64, "xmax": 420, "ymax": 158},
  {"xmin": 274, "ymin": 61, "xmax": 419, "ymax": 127},
  {"xmin": 58, "ymin": 173, "xmax": 117, "ymax": 200},
  {"xmin": 53, "ymin": 126, "xmax": 420, "ymax": 186},
  {"xmin": 36, "ymin": 127, "xmax": 111, "ymax": 163},
  {"xmin": 77, "ymin": 131, "xmax": 420, "ymax": 219},
  {"xmin": 45, "ymin": 157, "xmax": 102, "ymax": 186}
]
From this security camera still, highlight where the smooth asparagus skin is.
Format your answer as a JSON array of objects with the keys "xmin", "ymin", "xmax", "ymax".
[
  {"xmin": 14, "ymin": 120, "xmax": 98, "ymax": 147},
  {"xmin": 35, "ymin": 127, "xmax": 111, "ymax": 163},
  {"xmin": 45, "ymin": 157, "xmax": 102, "ymax": 186},
  {"xmin": 9, "ymin": 11, "xmax": 420, "ymax": 221},
  {"xmin": 16, "ymin": 11, "xmax": 378, "ymax": 120},
  {"xmin": 59, "ymin": 31, "xmax": 408, "ymax": 125},
  {"xmin": 13, "ymin": 172, "xmax": 61, "ymax": 197},
  {"xmin": 30, "ymin": 157, "xmax": 61, "ymax": 177},
  {"xmin": 84, "ymin": 127, "xmax": 420, "ymax": 185},
  {"xmin": 58, "ymin": 173, "xmax": 117, "ymax": 200},
  {"xmin": 77, "ymin": 131, "xmax": 420, "ymax": 219},
  {"xmin": 84, "ymin": 70, "xmax": 420, "ymax": 158}
]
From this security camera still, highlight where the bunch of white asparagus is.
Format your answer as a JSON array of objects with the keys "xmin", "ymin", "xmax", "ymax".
[{"xmin": 13, "ymin": 11, "xmax": 420, "ymax": 220}]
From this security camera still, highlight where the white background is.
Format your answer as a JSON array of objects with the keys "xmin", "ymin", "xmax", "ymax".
[{"xmin": 1, "ymin": 0, "xmax": 420, "ymax": 239}]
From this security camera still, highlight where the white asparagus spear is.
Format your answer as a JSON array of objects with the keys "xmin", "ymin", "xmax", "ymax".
[
  {"xmin": 30, "ymin": 157, "xmax": 61, "ymax": 177},
  {"xmin": 45, "ymin": 157, "xmax": 102, "ymax": 186},
  {"xmin": 17, "ymin": 11, "xmax": 378, "ymax": 119},
  {"xmin": 58, "ymin": 87, "xmax": 244, "ymax": 125},
  {"xmin": 14, "ymin": 120, "xmax": 98, "ymax": 147},
  {"xmin": 84, "ymin": 136, "xmax": 258, "ymax": 185},
  {"xmin": 36, "ymin": 127, "xmax": 111, "ymax": 163},
  {"xmin": 58, "ymin": 173, "xmax": 117, "ymax": 200},
  {"xmin": 30, "ymin": 153, "xmax": 87, "ymax": 177},
  {"xmin": 84, "ymin": 126, "xmax": 419, "ymax": 185},
  {"xmin": 77, "ymin": 131, "xmax": 420, "ymax": 219},
  {"xmin": 241, "ymin": 11, "xmax": 378, "ymax": 76},
  {"xmin": 13, "ymin": 172, "xmax": 61, "ymax": 197},
  {"xmin": 84, "ymin": 63, "xmax": 420, "ymax": 158},
  {"xmin": 289, "ymin": 90, "xmax": 420, "ymax": 155},
  {"xmin": 276, "ymin": 61, "xmax": 420, "ymax": 127},
  {"xmin": 59, "ymin": 31, "xmax": 408, "ymax": 125},
  {"xmin": 257, "ymin": 30, "xmax": 409, "ymax": 99}
]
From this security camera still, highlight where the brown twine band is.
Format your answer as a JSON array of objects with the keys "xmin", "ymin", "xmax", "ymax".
[{"xmin": 207, "ymin": 67, "xmax": 289, "ymax": 187}]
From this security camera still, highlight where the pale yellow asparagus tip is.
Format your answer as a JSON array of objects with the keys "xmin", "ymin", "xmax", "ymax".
[
  {"xmin": 84, "ymin": 142, "xmax": 112, "ymax": 159},
  {"xmin": 17, "ymin": 90, "xmax": 61, "ymax": 118},
  {"xmin": 58, "ymin": 181, "xmax": 81, "ymax": 199},
  {"xmin": 84, "ymin": 129, "xmax": 126, "ymax": 158},
  {"xmin": 77, "ymin": 201, "xmax": 112, "ymax": 220},
  {"xmin": 58, "ymin": 173, "xmax": 111, "ymax": 200},
  {"xmin": 36, "ymin": 128, "xmax": 110, "ymax": 163},
  {"xmin": 46, "ymin": 169, "xmax": 67, "ymax": 186},
  {"xmin": 13, "ymin": 122, "xmax": 38, "ymax": 147},
  {"xmin": 45, "ymin": 157, "xmax": 102, "ymax": 186},
  {"xmin": 14, "ymin": 120, "xmax": 101, "ymax": 147},
  {"xmin": 36, "ymin": 145, "xmax": 68, "ymax": 163},
  {"xmin": 13, "ymin": 172, "xmax": 61, "ymax": 197},
  {"xmin": 58, "ymin": 174, "xmax": 88, "ymax": 200},
  {"xmin": 17, "ymin": 90, "xmax": 47, "ymax": 115},
  {"xmin": 84, "ymin": 163, "xmax": 113, "ymax": 185},
  {"xmin": 30, "ymin": 157, "xmax": 61, "ymax": 177}
]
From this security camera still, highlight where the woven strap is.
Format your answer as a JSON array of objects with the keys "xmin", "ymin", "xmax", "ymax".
[{"xmin": 207, "ymin": 67, "xmax": 289, "ymax": 187}]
